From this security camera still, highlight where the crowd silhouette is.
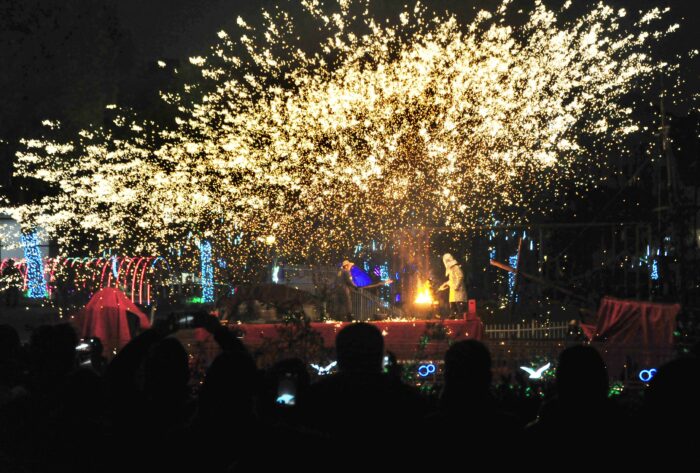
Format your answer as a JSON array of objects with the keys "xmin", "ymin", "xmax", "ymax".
[{"xmin": 0, "ymin": 316, "xmax": 698, "ymax": 472}]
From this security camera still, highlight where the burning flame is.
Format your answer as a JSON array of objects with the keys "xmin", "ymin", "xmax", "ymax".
[{"xmin": 414, "ymin": 280, "xmax": 434, "ymax": 305}]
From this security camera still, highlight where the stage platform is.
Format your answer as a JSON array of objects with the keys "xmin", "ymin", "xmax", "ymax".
[{"xmin": 220, "ymin": 318, "xmax": 484, "ymax": 360}]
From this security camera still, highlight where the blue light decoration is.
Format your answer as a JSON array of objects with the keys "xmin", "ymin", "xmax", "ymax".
[
  {"xmin": 199, "ymin": 239, "xmax": 214, "ymax": 303},
  {"xmin": 276, "ymin": 394, "xmax": 295, "ymax": 405},
  {"xmin": 650, "ymin": 259, "xmax": 659, "ymax": 281},
  {"xmin": 20, "ymin": 232, "xmax": 47, "ymax": 298},
  {"xmin": 489, "ymin": 247, "xmax": 496, "ymax": 260},
  {"xmin": 271, "ymin": 265, "xmax": 280, "ymax": 283},
  {"xmin": 379, "ymin": 263, "xmax": 389, "ymax": 281},
  {"xmin": 418, "ymin": 363, "xmax": 436, "ymax": 377},
  {"xmin": 217, "ymin": 258, "xmax": 227, "ymax": 269},
  {"xmin": 639, "ymin": 368, "xmax": 657, "ymax": 383},
  {"xmin": 508, "ymin": 253, "xmax": 519, "ymax": 301}
]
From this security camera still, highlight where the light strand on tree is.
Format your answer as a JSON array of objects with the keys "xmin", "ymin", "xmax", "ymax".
[
  {"xmin": 199, "ymin": 239, "xmax": 214, "ymax": 303},
  {"xmin": 20, "ymin": 231, "xmax": 47, "ymax": 298}
]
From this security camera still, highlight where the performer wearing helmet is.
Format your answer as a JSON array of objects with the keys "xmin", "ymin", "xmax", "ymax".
[{"xmin": 438, "ymin": 253, "xmax": 467, "ymax": 319}]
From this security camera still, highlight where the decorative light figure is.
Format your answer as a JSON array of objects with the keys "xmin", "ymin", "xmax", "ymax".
[
  {"xmin": 418, "ymin": 363, "xmax": 436, "ymax": 377},
  {"xmin": 310, "ymin": 361, "xmax": 338, "ymax": 375},
  {"xmin": 520, "ymin": 362, "xmax": 551, "ymax": 379},
  {"xmin": 639, "ymin": 368, "xmax": 657, "ymax": 383},
  {"xmin": 20, "ymin": 232, "xmax": 47, "ymax": 298},
  {"xmin": 650, "ymin": 259, "xmax": 659, "ymax": 281}
]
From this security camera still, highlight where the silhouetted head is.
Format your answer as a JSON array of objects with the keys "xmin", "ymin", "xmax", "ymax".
[
  {"xmin": 645, "ymin": 356, "xmax": 700, "ymax": 427},
  {"xmin": 335, "ymin": 323, "xmax": 384, "ymax": 373},
  {"xmin": 90, "ymin": 336, "xmax": 104, "ymax": 357},
  {"xmin": 443, "ymin": 340, "xmax": 492, "ymax": 396},
  {"xmin": 60, "ymin": 367, "xmax": 105, "ymax": 415},
  {"xmin": 199, "ymin": 350, "xmax": 259, "ymax": 420},
  {"xmin": 0, "ymin": 324, "xmax": 20, "ymax": 362},
  {"xmin": 556, "ymin": 345, "xmax": 608, "ymax": 404},
  {"xmin": 143, "ymin": 337, "xmax": 189, "ymax": 402},
  {"xmin": 29, "ymin": 323, "xmax": 78, "ymax": 376},
  {"xmin": 269, "ymin": 357, "xmax": 310, "ymax": 390}
]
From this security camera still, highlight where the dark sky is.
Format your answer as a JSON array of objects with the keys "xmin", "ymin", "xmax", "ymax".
[
  {"xmin": 113, "ymin": 0, "xmax": 699, "ymax": 98},
  {"xmin": 115, "ymin": 0, "xmax": 698, "ymax": 60},
  {"xmin": 1, "ymin": 0, "xmax": 698, "ymax": 145}
]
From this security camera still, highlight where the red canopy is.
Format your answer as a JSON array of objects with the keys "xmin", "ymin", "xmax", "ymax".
[
  {"xmin": 581, "ymin": 296, "xmax": 680, "ymax": 347},
  {"xmin": 581, "ymin": 296, "xmax": 680, "ymax": 377},
  {"xmin": 74, "ymin": 287, "xmax": 151, "ymax": 355}
]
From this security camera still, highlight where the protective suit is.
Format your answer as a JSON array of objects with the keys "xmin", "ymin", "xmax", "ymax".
[{"xmin": 441, "ymin": 253, "xmax": 467, "ymax": 318}]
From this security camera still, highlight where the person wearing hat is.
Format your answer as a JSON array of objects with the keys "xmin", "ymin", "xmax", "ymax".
[
  {"xmin": 337, "ymin": 260, "xmax": 358, "ymax": 321},
  {"xmin": 438, "ymin": 253, "xmax": 467, "ymax": 319}
]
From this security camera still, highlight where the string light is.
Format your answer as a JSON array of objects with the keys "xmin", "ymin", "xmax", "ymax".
[
  {"xmin": 199, "ymin": 239, "xmax": 214, "ymax": 303},
  {"xmin": 20, "ymin": 232, "xmax": 47, "ymax": 298}
]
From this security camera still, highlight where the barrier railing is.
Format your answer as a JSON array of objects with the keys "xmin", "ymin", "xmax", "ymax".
[{"xmin": 350, "ymin": 287, "xmax": 405, "ymax": 320}]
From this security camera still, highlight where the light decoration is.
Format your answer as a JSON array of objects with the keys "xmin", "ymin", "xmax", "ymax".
[
  {"xmin": 310, "ymin": 361, "xmax": 338, "ymax": 375},
  {"xmin": 508, "ymin": 253, "xmax": 519, "ymax": 301},
  {"xmin": 199, "ymin": 239, "xmax": 214, "ymax": 303},
  {"xmin": 271, "ymin": 265, "xmax": 280, "ymax": 283},
  {"xmin": 20, "ymin": 231, "xmax": 47, "ymax": 298},
  {"xmin": 379, "ymin": 263, "xmax": 389, "ymax": 281},
  {"xmin": 418, "ymin": 363, "xmax": 436, "ymax": 377},
  {"xmin": 520, "ymin": 362, "xmax": 551, "ymax": 379},
  {"xmin": 4, "ymin": 1, "xmax": 677, "ymax": 262},
  {"xmin": 111, "ymin": 255, "xmax": 119, "ymax": 279},
  {"xmin": 276, "ymin": 393, "xmax": 295, "ymax": 405},
  {"xmin": 414, "ymin": 280, "xmax": 434, "ymax": 305},
  {"xmin": 639, "ymin": 368, "xmax": 657, "ymax": 383},
  {"xmin": 650, "ymin": 258, "xmax": 659, "ymax": 281}
]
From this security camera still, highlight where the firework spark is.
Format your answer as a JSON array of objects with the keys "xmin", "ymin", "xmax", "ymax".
[{"xmin": 4, "ymin": 0, "xmax": 677, "ymax": 265}]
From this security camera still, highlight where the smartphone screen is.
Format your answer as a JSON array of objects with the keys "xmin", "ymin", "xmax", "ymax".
[{"xmin": 276, "ymin": 373, "xmax": 297, "ymax": 406}]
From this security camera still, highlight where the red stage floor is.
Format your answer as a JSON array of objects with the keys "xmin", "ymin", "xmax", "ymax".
[{"xmin": 229, "ymin": 318, "xmax": 484, "ymax": 359}]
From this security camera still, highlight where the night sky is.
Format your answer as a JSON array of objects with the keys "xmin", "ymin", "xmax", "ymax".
[
  {"xmin": 114, "ymin": 0, "xmax": 698, "ymax": 74},
  {"xmin": 1, "ymin": 0, "xmax": 698, "ymax": 191}
]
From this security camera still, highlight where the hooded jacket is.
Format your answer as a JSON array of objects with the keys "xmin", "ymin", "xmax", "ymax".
[{"xmin": 443, "ymin": 254, "xmax": 467, "ymax": 303}]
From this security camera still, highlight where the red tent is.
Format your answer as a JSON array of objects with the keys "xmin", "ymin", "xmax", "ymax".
[
  {"xmin": 73, "ymin": 287, "xmax": 151, "ymax": 355},
  {"xmin": 581, "ymin": 296, "xmax": 680, "ymax": 377},
  {"xmin": 581, "ymin": 296, "xmax": 680, "ymax": 347}
]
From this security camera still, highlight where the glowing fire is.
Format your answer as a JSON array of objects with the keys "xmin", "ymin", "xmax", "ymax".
[{"xmin": 415, "ymin": 280, "xmax": 434, "ymax": 305}]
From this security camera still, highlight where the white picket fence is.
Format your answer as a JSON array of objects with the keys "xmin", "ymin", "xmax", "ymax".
[{"xmin": 485, "ymin": 321, "xmax": 570, "ymax": 339}]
